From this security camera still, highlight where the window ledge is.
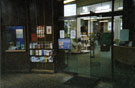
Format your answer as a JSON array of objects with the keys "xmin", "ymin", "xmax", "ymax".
[{"xmin": 5, "ymin": 50, "xmax": 26, "ymax": 53}]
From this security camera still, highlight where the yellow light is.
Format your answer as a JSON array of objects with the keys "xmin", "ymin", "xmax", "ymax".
[{"xmin": 64, "ymin": 0, "xmax": 75, "ymax": 4}]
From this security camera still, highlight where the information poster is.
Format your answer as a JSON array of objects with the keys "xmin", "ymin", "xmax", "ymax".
[
  {"xmin": 37, "ymin": 26, "xmax": 45, "ymax": 38},
  {"xmin": 46, "ymin": 26, "xmax": 52, "ymax": 34},
  {"xmin": 31, "ymin": 33, "xmax": 37, "ymax": 42},
  {"xmin": 71, "ymin": 30, "xmax": 76, "ymax": 39},
  {"xmin": 60, "ymin": 30, "xmax": 65, "ymax": 38},
  {"xmin": 16, "ymin": 29, "xmax": 23, "ymax": 38},
  {"xmin": 58, "ymin": 38, "xmax": 71, "ymax": 50}
]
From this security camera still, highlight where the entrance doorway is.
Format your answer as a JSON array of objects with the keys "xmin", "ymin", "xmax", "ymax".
[{"xmin": 62, "ymin": 15, "xmax": 113, "ymax": 78}]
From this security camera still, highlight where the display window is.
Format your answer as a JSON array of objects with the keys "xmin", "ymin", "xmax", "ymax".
[{"xmin": 5, "ymin": 26, "xmax": 25, "ymax": 52}]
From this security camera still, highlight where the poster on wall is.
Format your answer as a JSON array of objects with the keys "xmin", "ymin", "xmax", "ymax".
[
  {"xmin": 16, "ymin": 28, "xmax": 24, "ymax": 49},
  {"xmin": 60, "ymin": 30, "xmax": 65, "ymax": 38},
  {"xmin": 16, "ymin": 29, "xmax": 23, "ymax": 38},
  {"xmin": 46, "ymin": 26, "xmax": 52, "ymax": 34},
  {"xmin": 58, "ymin": 38, "xmax": 71, "ymax": 50},
  {"xmin": 71, "ymin": 30, "xmax": 76, "ymax": 39},
  {"xmin": 31, "ymin": 33, "xmax": 37, "ymax": 42},
  {"xmin": 37, "ymin": 26, "xmax": 45, "ymax": 38},
  {"xmin": 120, "ymin": 29, "xmax": 129, "ymax": 42}
]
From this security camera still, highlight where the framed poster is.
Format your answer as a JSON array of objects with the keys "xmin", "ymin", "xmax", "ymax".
[
  {"xmin": 37, "ymin": 26, "xmax": 45, "ymax": 38},
  {"xmin": 46, "ymin": 26, "xmax": 52, "ymax": 34}
]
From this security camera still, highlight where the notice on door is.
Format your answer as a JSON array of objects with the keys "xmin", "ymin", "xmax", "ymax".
[
  {"xmin": 60, "ymin": 30, "xmax": 64, "ymax": 38},
  {"xmin": 71, "ymin": 30, "xmax": 76, "ymax": 39}
]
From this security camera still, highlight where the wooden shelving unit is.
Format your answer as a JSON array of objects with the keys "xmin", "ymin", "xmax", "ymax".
[{"xmin": 29, "ymin": 26, "xmax": 54, "ymax": 73}]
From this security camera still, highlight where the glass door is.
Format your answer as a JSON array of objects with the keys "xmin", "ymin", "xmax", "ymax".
[
  {"xmin": 63, "ymin": 19, "xmax": 78, "ymax": 74},
  {"xmin": 62, "ymin": 15, "xmax": 113, "ymax": 79},
  {"xmin": 89, "ymin": 16, "xmax": 112, "ymax": 78},
  {"xmin": 76, "ymin": 17, "xmax": 91, "ymax": 77}
]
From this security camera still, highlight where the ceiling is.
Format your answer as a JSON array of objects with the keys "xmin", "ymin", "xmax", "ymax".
[{"xmin": 64, "ymin": 0, "xmax": 112, "ymax": 7}]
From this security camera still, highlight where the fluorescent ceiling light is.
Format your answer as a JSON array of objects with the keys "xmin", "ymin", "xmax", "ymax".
[
  {"xmin": 95, "ymin": 9, "xmax": 111, "ymax": 13},
  {"xmin": 97, "ymin": 17, "xmax": 111, "ymax": 19},
  {"xmin": 95, "ymin": 5, "xmax": 111, "ymax": 13},
  {"xmin": 118, "ymin": 7, "xmax": 123, "ymax": 10},
  {"xmin": 80, "ymin": 12, "xmax": 90, "ymax": 15},
  {"xmin": 64, "ymin": 0, "xmax": 75, "ymax": 4},
  {"xmin": 82, "ymin": 6, "xmax": 88, "ymax": 12},
  {"xmin": 99, "ymin": 20, "xmax": 109, "ymax": 22},
  {"xmin": 96, "ymin": 5, "xmax": 110, "ymax": 11},
  {"xmin": 81, "ymin": 17, "xmax": 96, "ymax": 20}
]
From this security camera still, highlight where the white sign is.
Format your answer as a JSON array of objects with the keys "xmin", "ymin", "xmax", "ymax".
[
  {"xmin": 46, "ymin": 26, "xmax": 52, "ymax": 34},
  {"xmin": 120, "ymin": 29, "xmax": 129, "ymax": 42},
  {"xmin": 71, "ymin": 30, "xmax": 76, "ymax": 39},
  {"xmin": 16, "ymin": 29, "xmax": 23, "ymax": 38},
  {"xmin": 60, "ymin": 30, "xmax": 65, "ymax": 38}
]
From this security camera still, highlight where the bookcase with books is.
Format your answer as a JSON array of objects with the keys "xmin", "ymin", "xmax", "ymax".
[{"xmin": 29, "ymin": 26, "xmax": 54, "ymax": 73}]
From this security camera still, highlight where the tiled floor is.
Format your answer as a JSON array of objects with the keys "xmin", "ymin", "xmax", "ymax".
[{"xmin": 63, "ymin": 46, "xmax": 112, "ymax": 78}]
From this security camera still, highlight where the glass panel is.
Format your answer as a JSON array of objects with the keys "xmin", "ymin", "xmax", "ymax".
[
  {"xmin": 114, "ymin": 0, "xmax": 123, "ymax": 11},
  {"xmin": 63, "ymin": 19, "xmax": 78, "ymax": 73},
  {"xmin": 113, "ymin": 15, "xmax": 135, "ymax": 87},
  {"xmin": 64, "ymin": 4, "xmax": 76, "ymax": 17},
  {"xmin": 5, "ymin": 26, "xmax": 25, "ymax": 51},
  {"xmin": 77, "ymin": 17, "xmax": 90, "ymax": 77},
  {"xmin": 90, "ymin": 16, "xmax": 112, "ymax": 78},
  {"xmin": 77, "ymin": 1, "xmax": 112, "ymax": 15}
]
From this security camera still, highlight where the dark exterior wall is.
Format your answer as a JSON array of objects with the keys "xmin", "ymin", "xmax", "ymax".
[
  {"xmin": 53, "ymin": 0, "xmax": 64, "ymax": 71},
  {"xmin": 0, "ymin": 0, "xmax": 2, "ymax": 74},
  {"xmin": 1, "ymin": 0, "xmax": 30, "ymax": 72},
  {"xmin": 1, "ymin": 0, "xmax": 64, "ymax": 73},
  {"xmin": 29, "ymin": 0, "xmax": 54, "ymax": 41}
]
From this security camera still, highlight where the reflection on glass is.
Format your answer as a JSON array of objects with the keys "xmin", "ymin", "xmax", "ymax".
[
  {"xmin": 77, "ymin": 0, "xmax": 123, "ymax": 15},
  {"xmin": 64, "ymin": 4, "xmax": 76, "ymax": 17}
]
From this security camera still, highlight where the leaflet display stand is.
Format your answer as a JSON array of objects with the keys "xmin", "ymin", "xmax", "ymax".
[{"xmin": 29, "ymin": 26, "xmax": 55, "ymax": 73}]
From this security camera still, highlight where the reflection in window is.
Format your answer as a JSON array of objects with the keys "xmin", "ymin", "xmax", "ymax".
[
  {"xmin": 77, "ymin": 0, "xmax": 123, "ymax": 15},
  {"xmin": 5, "ymin": 26, "xmax": 25, "ymax": 50}
]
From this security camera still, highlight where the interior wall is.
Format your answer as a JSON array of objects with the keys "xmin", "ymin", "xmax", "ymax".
[{"xmin": 123, "ymin": 0, "xmax": 135, "ymax": 46}]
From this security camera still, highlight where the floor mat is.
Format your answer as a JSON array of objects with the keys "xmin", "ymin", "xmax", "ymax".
[{"xmin": 64, "ymin": 76, "xmax": 100, "ymax": 88}]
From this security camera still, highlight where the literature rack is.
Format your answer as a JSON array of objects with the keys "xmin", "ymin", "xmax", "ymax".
[{"xmin": 29, "ymin": 26, "xmax": 54, "ymax": 73}]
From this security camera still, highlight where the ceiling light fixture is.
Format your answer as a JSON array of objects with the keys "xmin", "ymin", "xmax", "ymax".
[
  {"xmin": 95, "ymin": 9, "xmax": 111, "ymax": 13},
  {"xmin": 99, "ymin": 20, "xmax": 109, "ymax": 22},
  {"xmin": 80, "ymin": 12, "xmax": 90, "ymax": 15},
  {"xmin": 95, "ymin": 5, "xmax": 111, "ymax": 13},
  {"xmin": 118, "ymin": 7, "xmax": 123, "ymax": 10},
  {"xmin": 64, "ymin": 0, "xmax": 75, "ymax": 4}
]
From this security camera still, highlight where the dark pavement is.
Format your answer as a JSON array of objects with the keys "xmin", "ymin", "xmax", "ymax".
[{"xmin": 0, "ymin": 73, "xmax": 113, "ymax": 88}]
